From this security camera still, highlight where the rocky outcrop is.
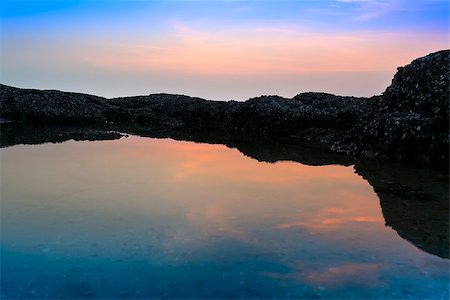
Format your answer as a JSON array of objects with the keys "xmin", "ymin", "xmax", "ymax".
[
  {"xmin": 352, "ymin": 50, "xmax": 449, "ymax": 166},
  {"xmin": 0, "ymin": 88, "xmax": 109, "ymax": 124},
  {"xmin": 1, "ymin": 50, "xmax": 448, "ymax": 167}
]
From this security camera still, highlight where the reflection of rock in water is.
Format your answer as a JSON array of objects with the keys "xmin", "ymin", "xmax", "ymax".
[
  {"xmin": 1, "ymin": 124, "xmax": 448, "ymax": 259},
  {"xmin": 356, "ymin": 162, "xmax": 449, "ymax": 259},
  {"xmin": 379, "ymin": 193, "xmax": 448, "ymax": 259},
  {"xmin": 0, "ymin": 123, "xmax": 124, "ymax": 147},
  {"xmin": 239, "ymin": 141, "xmax": 449, "ymax": 259}
]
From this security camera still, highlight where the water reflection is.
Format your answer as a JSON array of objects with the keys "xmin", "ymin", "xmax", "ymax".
[
  {"xmin": 357, "ymin": 161, "xmax": 449, "ymax": 259},
  {"xmin": 1, "ymin": 128, "xmax": 448, "ymax": 299}
]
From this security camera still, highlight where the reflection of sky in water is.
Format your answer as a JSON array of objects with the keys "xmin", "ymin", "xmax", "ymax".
[{"xmin": 1, "ymin": 136, "xmax": 448, "ymax": 299}]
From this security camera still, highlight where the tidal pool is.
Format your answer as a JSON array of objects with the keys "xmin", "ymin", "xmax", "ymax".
[{"xmin": 1, "ymin": 135, "xmax": 448, "ymax": 299}]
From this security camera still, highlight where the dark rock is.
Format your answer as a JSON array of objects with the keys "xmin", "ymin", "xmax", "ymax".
[{"xmin": 352, "ymin": 50, "xmax": 449, "ymax": 167}]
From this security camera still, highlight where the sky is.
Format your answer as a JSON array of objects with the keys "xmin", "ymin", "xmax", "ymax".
[{"xmin": 1, "ymin": 0, "xmax": 448, "ymax": 100}]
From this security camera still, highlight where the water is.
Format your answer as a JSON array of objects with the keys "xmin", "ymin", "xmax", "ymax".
[{"xmin": 1, "ymin": 135, "xmax": 448, "ymax": 299}]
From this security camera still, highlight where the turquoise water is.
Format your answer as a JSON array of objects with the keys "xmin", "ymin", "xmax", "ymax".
[{"xmin": 1, "ymin": 136, "xmax": 448, "ymax": 299}]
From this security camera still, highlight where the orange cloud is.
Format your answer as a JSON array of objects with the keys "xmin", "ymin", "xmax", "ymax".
[
  {"xmin": 275, "ymin": 215, "xmax": 383, "ymax": 229},
  {"xmin": 275, "ymin": 190, "xmax": 384, "ymax": 231},
  {"xmin": 84, "ymin": 24, "xmax": 446, "ymax": 75}
]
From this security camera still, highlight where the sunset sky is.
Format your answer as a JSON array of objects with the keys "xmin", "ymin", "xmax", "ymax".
[{"xmin": 1, "ymin": 0, "xmax": 448, "ymax": 100}]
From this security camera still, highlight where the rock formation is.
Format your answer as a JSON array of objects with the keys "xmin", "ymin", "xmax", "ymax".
[{"xmin": 1, "ymin": 50, "xmax": 448, "ymax": 167}]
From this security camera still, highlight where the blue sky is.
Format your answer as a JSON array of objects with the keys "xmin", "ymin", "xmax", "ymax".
[{"xmin": 3, "ymin": 1, "xmax": 448, "ymax": 31}]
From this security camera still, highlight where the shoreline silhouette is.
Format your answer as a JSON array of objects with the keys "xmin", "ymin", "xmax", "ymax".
[{"xmin": 1, "ymin": 50, "xmax": 448, "ymax": 167}]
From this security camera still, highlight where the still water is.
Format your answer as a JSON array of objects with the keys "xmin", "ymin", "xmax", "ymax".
[{"xmin": 1, "ymin": 136, "xmax": 448, "ymax": 299}]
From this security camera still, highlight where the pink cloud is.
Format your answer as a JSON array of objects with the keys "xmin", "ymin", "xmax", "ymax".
[{"xmin": 84, "ymin": 24, "xmax": 446, "ymax": 76}]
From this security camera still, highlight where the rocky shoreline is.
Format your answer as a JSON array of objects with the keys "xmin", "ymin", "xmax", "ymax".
[{"xmin": 1, "ymin": 50, "xmax": 448, "ymax": 167}]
